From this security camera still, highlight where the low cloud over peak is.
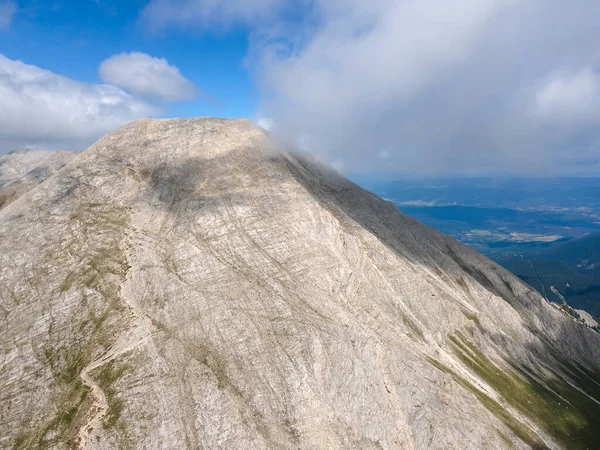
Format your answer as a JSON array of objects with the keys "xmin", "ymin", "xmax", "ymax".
[{"xmin": 145, "ymin": 0, "xmax": 600, "ymax": 175}]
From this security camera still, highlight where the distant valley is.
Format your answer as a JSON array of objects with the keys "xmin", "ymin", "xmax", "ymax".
[
  {"xmin": 495, "ymin": 233, "xmax": 600, "ymax": 318},
  {"xmin": 361, "ymin": 176, "xmax": 600, "ymax": 319}
]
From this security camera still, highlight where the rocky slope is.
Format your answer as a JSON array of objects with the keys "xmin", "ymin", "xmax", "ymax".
[
  {"xmin": 1, "ymin": 118, "xmax": 599, "ymax": 450},
  {"xmin": 0, "ymin": 148, "xmax": 74, "ymax": 209}
]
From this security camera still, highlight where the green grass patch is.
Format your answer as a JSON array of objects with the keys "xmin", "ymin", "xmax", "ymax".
[
  {"xmin": 448, "ymin": 334, "xmax": 600, "ymax": 450},
  {"xmin": 461, "ymin": 310, "xmax": 482, "ymax": 330},
  {"xmin": 12, "ymin": 379, "xmax": 92, "ymax": 449},
  {"xmin": 93, "ymin": 360, "xmax": 128, "ymax": 430},
  {"xmin": 426, "ymin": 356, "xmax": 546, "ymax": 449},
  {"xmin": 400, "ymin": 312, "xmax": 425, "ymax": 340}
]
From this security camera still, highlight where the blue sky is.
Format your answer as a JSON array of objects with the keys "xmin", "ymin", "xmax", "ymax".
[
  {"xmin": 0, "ymin": 0, "xmax": 257, "ymax": 120},
  {"xmin": 1, "ymin": 0, "xmax": 600, "ymax": 175}
]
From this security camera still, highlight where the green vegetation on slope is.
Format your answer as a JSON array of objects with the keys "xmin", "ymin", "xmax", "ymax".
[
  {"xmin": 441, "ymin": 333, "xmax": 600, "ymax": 450},
  {"xmin": 94, "ymin": 360, "xmax": 128, "ymax": 430}
]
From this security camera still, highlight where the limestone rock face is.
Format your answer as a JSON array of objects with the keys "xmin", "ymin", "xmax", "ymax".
[
  {"xmin": 1, "ymin": 118, "xmax": 599, "ymax": 450},
  {"xmin": 0, "ymin": 148, "xmax": 74, "ymax": 209}
]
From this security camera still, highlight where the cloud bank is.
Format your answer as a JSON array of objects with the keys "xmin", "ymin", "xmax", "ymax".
[
  {"xmin": 145, "ymin": 0, "xmax": 600, "ymax": 175},
  {"xmin": 99, "ymin": 52, "xmax": 195, "ymax": 101},
  {"xmin": 0, "ymin": 52, "xmax": 194, "ymax": 154}
]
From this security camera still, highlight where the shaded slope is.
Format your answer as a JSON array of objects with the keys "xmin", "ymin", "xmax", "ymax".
[
  {"xmin": 0, "ymin": 148, "xmax": 74, "ymax": 209},
  {"xmin": 1, "ymin": 118, "xmax": 599, "ymax": 450}
]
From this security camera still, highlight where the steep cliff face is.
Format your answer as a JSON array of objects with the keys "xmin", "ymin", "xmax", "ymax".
[
  {"xmin": 1, "ymin": 118, "xmax": 599, "ymax": 450},
  {"xmin": 0, "ymin": 148, "xmax": 74, "ymax": 209}
]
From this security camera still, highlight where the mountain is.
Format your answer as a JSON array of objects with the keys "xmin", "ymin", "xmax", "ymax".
[
  {"xmin": 0, "ymin": 148, "xmax": 74, "ymax": 209},
  {"xmin": 498, "ymin": 233, "xmax": 600, "ymax": 318},
  {"xmin": 1, "ymin": 118, "xmax": 600, "ymax": 450}
]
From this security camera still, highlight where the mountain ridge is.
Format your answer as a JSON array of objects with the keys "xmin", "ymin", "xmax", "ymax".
[{"xmin": 1, "ymin": 117, "xmax": 599, "ymax": 449}]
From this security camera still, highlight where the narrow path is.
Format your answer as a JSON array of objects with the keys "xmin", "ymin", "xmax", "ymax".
[
  {"xmin": 75, "ymin": 310, "xmax": 152, "ymax": 448},
  {"xmin": 75, "ymin": 230, "xmax": 153, "ymax": 449}
]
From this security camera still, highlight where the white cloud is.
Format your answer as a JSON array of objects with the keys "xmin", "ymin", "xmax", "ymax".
[
  {"xmin": 0, "ymin": 53, "xmax": 158, "ymax": 154},
  {"xmin": 0, "ymin": 1, "xmax": 17, "ymax": 30},
  {"xmin": 149, "ymin": 0, "xmax": 600, "ymax": 174},
  {"xmin": 147, "ymin": 0, "xmax": 600, "ymax": 174},
  {"xmin": 99, "ymin": 52, "xmax": 195, "ymax": 102},
  {"xmin": 378, "ymin": 149, "xmax": 391, "ymax": 161},
  {"xmin": 264, "ymin": 0, "xmax": 499, "ymax": 109},
  {"xmin": 534, "ymin": 69, "xmax": 600, "ymax": 121},
  {"xmin": 256, "ymin": 117, "xmax": 274, "ymax": 130},
  {"xmin": 254, "ymin": 0, "xmax": 600, "ymax": 174},
  {"xmin": 142, "ymin": 0, "xmax": 285, "ymax": 31}
]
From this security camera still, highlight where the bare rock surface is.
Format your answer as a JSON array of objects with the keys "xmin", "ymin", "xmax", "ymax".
[
  {"xmin": 1, "ymin": 118, "xmax": 600, "ymax": 450},
  {"xmin": 0, "ymin": 148, "xmax": 75, "ymax": 209},
  {"xmin": 576, "ymin": 309, "xmax": 598, "ymax": 327}
]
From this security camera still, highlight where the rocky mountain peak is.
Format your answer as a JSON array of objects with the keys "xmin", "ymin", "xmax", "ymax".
[{"xmin": 1, "ymin": 118, "xmax": 599, "ymax": 449}]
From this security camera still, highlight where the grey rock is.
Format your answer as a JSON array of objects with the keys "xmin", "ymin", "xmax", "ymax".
[
  {"xmin": 576, "ymin": 309, "xmax": 598, "ymax": 327},
  {"xmin": 0, "ymin": 148, "xmax": 74, "ymax": 209},
  {"xmin": 1, "ymin": 118, "xmax": 599, "ymax": 450}
]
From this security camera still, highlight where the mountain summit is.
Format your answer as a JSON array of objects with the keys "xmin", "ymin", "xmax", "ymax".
[{"xmin": 1, "ymin": 118, "xmax": 599, "ymax": 449}]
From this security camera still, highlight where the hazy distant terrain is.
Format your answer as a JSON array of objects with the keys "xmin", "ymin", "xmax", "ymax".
[
  {"xmin": 377, "ymin": 177, "xmax": 600, "ymax": 211},
  {"xmin": 363, "ymin": 177, "xmax": 600, "ymax": 318},
  {"xmin": 496, "ymin": 233, "xmax": 600, "ymax": 317}
]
